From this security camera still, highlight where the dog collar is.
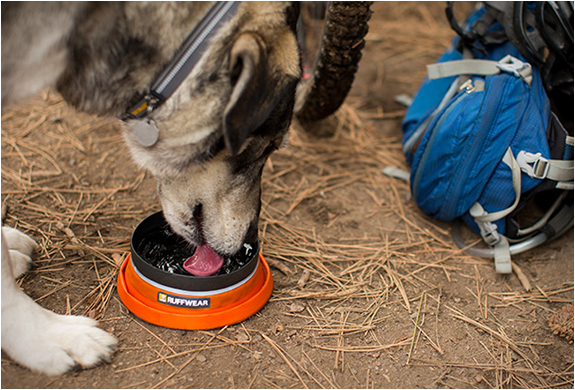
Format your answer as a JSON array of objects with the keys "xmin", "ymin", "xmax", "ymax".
[{"xmin": 122, "ymin": 1, "xmax": 241, "ymax": 124}]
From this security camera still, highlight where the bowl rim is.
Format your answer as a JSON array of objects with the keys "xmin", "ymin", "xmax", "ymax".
[
  {"xmin": 131, "ymin": 211, "xmax": 259, "ymax": 291},
  {"xmin": 117, "ymin": 252, "xmax": 274, "ymax": 330}
]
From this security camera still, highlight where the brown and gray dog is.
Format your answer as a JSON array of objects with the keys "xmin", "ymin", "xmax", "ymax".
[{"xmin": 1, "ymin": 2, "xmax": 300, "ymax": 375}]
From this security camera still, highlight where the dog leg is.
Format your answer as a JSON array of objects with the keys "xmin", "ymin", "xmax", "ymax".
[
  {"xmin": 1, "ymin": 230, "xmax": 118, "ymax": 376},
  {"xmin": 2, "ymin": 226, "xmax": 37, "ymax": 278}
]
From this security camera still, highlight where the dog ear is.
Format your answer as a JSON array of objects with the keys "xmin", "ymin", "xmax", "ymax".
[{"xmin": 223, "ymin": 33, "xmax": 273, "ymax": 155}]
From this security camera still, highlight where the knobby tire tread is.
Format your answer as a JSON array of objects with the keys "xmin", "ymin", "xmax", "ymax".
[{"xmin": 296, "ymin": 2, "xmax": 372, "ymax": 123}]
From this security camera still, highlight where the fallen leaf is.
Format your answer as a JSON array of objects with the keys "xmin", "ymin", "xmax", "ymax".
[
  {"xmin": 112, "ymin": 253, "xmax": 125, "ymax": 266},
  {"xmin": 289, "ymin": 303, "xmax": 305, "ymax": 313}
]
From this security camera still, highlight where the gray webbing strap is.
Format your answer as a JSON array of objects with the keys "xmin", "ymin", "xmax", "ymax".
[
  {"xmin": 427, "ymin": 59, "xmax": 501, "ymax": 80},
  {"xmin": 469, "ymin": 148, "xmax": 521, "ymax": 274},
  {"xmin": 470, "ymin": 148, "xmax": 522, "ymax": 224},
  {"xmin": 493, "ymin": 237, "xmax": 512, "ymax": 274},
  {"xmin": 427, "ymin": 55, "xmax": 533, "ymax": 85},
  {"xmin": 516, "ymin": 151, "xmax": 574, "ymax": 184}
]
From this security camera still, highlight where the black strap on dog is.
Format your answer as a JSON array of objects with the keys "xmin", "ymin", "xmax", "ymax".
[{"xmin": 122, "ymin": 1, "xmax": 241, "ymax": 121}]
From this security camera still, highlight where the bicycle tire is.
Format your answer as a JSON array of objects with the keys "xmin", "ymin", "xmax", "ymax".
[{"xmin": 295, "ymin": 1, "xmax": 372, "ymax": 124}]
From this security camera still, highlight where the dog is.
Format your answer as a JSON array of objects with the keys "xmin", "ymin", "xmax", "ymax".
[{"xmin": 2, "ymin": 1, "xmax": 301, "ymax": 375}]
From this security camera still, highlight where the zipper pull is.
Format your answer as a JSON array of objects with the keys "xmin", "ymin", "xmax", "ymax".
[
  {"xmin": 459, "ymin": 79, "xmax": 476, "ymax": 93},
  {"xmin": 458, "ymin": 79, "xmax": 485, "ymax": 94}
]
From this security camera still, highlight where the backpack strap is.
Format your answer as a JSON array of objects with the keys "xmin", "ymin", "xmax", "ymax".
[
  {"xmin": 467, "ymin": 145, "xmax": 572, "ymax": 273},
  {"xmin": 469, "ymin": 148, "xmax": 522, "ymax": 274},
  {"xmin": 470, "ymin": 148, "xmax": 522, "ymax": 224},
  {"xmin": 516, "ymin": 151, "xmax": 574, "ymax": 187},
  {"xmin": 452, "ymin": 200, "xmax": 574, "ymax": 272},
  {"xmin": 427, "ymin": 59, "xmax": 501, "ymax": 79},
  {"xmin": 427, "ymin": 55, "xmax": 533, "ymax": 85},
  {"xmin": 493, "ymin": 237, "xmax": 512, "ymax": 274}
]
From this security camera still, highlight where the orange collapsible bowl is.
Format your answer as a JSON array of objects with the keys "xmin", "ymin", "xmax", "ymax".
[{"xmin": 117, "ymin": 212, "xmax": 273, "ymax": 330}]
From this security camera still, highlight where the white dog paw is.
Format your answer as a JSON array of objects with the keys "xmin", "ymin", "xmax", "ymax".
[
  {"xmin": 2, "ymin": 226, "xmax": 37, "ymax": 278},
  {"xmin": 2, "ymin": 304, "xmax": 118, "ymax": 376},
  {"xmin": 40, "ymin": 314, "xmax": 118, "ymax": 375},
  {"xmin": 7, "ymin": 249, "xmax": 34, "ymax": 279}
]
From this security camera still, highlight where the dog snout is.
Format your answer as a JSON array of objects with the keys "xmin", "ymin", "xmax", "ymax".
[
  {"xmin": 177, "ymin": 204, "xmax": 204, "ymax": 243},
  {"xmin": 157, "ymin": 161, "xmax": 263, "ymax": 256},
  {"xmin": 188, "ymin": 203, "xmax": 203, "ymax": 229},
  {"xmin": 187, "ymin": 202, "xmax": 260, "ymax": 249},
  {"xmin": 243, "ymin": 220, "xmax": 259, "ymax": 245}
]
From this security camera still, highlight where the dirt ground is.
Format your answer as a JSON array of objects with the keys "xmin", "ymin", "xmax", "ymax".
[{"xmin": 2, "ymin": 2, "xmax": 573, "ymax": 389}]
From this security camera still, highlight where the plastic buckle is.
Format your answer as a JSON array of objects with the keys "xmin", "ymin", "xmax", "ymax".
[
  {"xmin": 496, "ymin": 55, "xmax": 532, "ymax": 85},
  {"xmin": 517, "ymin": 151, "xmax": 549, "ymax": 179},
  {"xmin": 477, "ymin": 221, "xmax": 501, "ymax": 246},
  {"xmin": 532, "ymin": 157, "xmax": 550, "ymax": 179},
  {"xmin": 496, "ymin": 55, "xmax": 529, "ymax": 76}
]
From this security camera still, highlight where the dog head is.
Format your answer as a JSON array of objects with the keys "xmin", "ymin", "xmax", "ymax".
[{"xmin": 57, "ymin": 2, "xmax": 300, "ymax": 259}]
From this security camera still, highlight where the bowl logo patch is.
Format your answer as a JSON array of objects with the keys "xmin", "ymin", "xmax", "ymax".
[{"xmin": 158, "ymin": 292, "xmax": 210, "ymax": 308}]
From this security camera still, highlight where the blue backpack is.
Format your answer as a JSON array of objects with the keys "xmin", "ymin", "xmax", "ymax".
[{"xmin": 401, "ymin": 4, "xmax": 573, "ymax": 273}]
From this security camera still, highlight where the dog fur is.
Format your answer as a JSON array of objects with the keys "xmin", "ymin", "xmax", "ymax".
[{"xmin": 2, "ymin": 1, "xmax": 300, "ymax": 375}]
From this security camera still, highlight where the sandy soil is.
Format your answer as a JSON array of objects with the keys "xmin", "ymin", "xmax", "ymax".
[{"xmin": 2, "ymin": 2, "xmax": 573, "ymax": 389}]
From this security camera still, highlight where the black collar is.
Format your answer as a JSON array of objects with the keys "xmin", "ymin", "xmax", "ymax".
[{"xmin": 122, "ymin": 1, "xmax": 241, "ymax": 121}]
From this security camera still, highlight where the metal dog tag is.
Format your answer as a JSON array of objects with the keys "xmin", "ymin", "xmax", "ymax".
[{"xmin": 133, "ymin": 119, "xmax": 160, "ymax": 147}]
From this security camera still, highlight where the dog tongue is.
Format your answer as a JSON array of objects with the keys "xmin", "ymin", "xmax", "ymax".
[{"xmin": 183, "ymin": 244, "xmax": 224, "ymax": 277}]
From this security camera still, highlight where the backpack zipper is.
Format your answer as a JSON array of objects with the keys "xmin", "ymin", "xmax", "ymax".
[
  {"xmin": 411, "ymin": 89, "xmax": 470, "ymax": 198},
  {"xmin": 411, "ymin": 79, "xmax": 485, "ymax": 214},
  {"xmin": 403, "ymin": 77, "xmax": 461, "ymax": 156}
]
